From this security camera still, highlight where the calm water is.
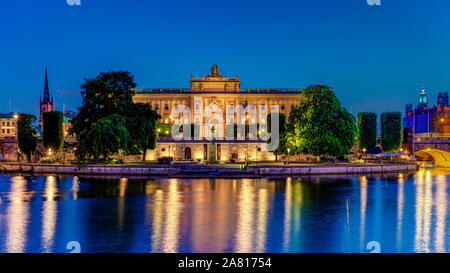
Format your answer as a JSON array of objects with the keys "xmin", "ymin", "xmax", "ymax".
[{"xmin": 0, "ymin": 169, "xmax": 448, "ymax": 253}]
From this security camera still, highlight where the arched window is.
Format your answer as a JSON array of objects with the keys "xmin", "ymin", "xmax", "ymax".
[{"xmin": 185, "ymin": 147, "xmax": 192, "ymax": 160}]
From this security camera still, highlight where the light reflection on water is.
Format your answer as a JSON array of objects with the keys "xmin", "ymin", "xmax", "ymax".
[{"xmin": 0, "ymin": 169, "xmax": 448, "ymax": 253}]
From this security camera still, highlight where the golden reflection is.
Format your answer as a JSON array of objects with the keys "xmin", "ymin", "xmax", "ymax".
[
  {"xmin": 6, "ymin": 176, "xmax": 30, "ymax": 253},
  {"xmin": 191, "ymin": 179, "xmax": 212, "ymax": 252},
  {"xmin": 235, "ymin": 179, "xmax": 255, "ymax": 253},
  {"xmin": 162, "ymin": 179, "xmax": 181, "ymax": 253},
  {"xmin": 396, "ymin": 174, "xmax": 404, "ymax": 252},
  {"xmin": 283, "ymin": 178, "xmax": 292, "ymax": 251},
  {"xmin": 151, "ymin": 189, "xmax": 164, "ymax": 252},
  {"xmin": 212, "ymin": 180, "xmax": 235, "ymax": 252},
  {"xmin": 359, "ymin": 176, "xmax": 368, "ymax": 251},
  {"xmin": 255, "ymin": 184, "xmax": 268, "ymax": 253},
  {"xmin": 42, "ymin": 176, "xmax": 58, "ymax": 253},
  {"xmin": 434, "ymin": 174, "xmax": 447, "ymax": 253},
  {"xmin": 117, "ymin": 178, "xmax": 128, "ymax": 230},
  {"xmin": 72, "ymin": 176, "xmax": 79, "ymax": 200}
]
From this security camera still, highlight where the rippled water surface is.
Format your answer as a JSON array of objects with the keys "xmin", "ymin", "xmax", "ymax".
[{"xmin": 0, "ymin": 169, "xmax": 448, "ymax": 253}]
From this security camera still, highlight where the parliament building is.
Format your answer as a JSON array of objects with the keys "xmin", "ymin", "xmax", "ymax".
[{"xmin": 133, "ymin": 64, "xmax": 302, "ymax": 162}]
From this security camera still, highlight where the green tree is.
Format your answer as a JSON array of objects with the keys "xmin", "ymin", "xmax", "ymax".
[
  {"xmin": 70, "ymin": 71, "xmax": 158, "ymax": 161},
  {"xmin": 380, "ymin": 112, "xmax": 402, "ymax": 152},
  {"xmin": 43, "ymin": 111, "xmax": 64, "ymax": 152},
  {"xmin": 357, "ymin": 112, "xmax": 377, "ymax": 150},
  {"xmin": 76, "ymin": 114, "xmax": 130, "ymax": 161},
  {"xmin": 127, "ymin": 103, "xmax": 159, "ymax": 161},
  {"xmin": 17, "ymin": 114, "xmax": 37, "ymax": 162},
  {"xmin": 267, "ymin": 113, "xmax": 287, "ymax": 161},
  {"xmin": 286, "ymin": 85, "xmax": 357, "ymax": 159}
]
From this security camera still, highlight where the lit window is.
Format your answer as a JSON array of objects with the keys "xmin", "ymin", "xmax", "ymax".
[{"xmin": 261, "ymin": 104, "xmax": 266, "ymax": 110}]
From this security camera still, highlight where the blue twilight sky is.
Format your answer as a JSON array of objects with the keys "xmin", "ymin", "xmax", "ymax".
[{"xmin": 1, "ymin": 0, "xmax": 450, "ymax": 118}]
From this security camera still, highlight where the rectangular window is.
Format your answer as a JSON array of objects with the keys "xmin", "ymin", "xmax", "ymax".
[
  {"xmin": 6, "ymin": 129, "xmax": 10, "ymax": 134},
  {"xmin": 281, "ymin": 105, "xmax": 285, "ymax": 110},
  {"xmin": 1, "ymin": 129, "xmax": 4, "ymax": 134},
  {"xmin": 261, "ymin": 104, "xmax": 266, "ymax": 110},
  {"xmin": 155, "ymin": 104, "xmax": 159, "ymax": 110},
  {"xmin": 175, "ymin": 105, "xmax": 178, "ymax": 110},
  {"xmin": 291, "ymin": 105, "xmax": 295, "ymax": 110},
  {"xmin": 165, "ymin": 104, "xmax": 169, "ymax": 110},
  {"xmin": 7, "ymin": 122, "xmax": 10, "ymax": 126}
]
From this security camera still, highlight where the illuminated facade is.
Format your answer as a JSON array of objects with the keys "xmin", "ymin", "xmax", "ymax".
[
  {"xmin": 133, "ymin": 64, "xmax": 302, "ymax": 161},
  {"xmin": 0, "ymin": 113, "xmax": 17, "ymax": 138},
  {"xmin": 403, "ymin": 88, "xmax": 450, "ymax": 138}
]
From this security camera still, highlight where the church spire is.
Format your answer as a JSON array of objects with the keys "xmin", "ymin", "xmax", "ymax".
[{"xmin": 43, "ymin": 66, "xmax": 51, "ymax": 104}]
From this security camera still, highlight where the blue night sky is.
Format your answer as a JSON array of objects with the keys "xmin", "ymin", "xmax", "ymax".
[{"xmin": 1, "ymin": 0, "xmax": 450, "ymax": 118}]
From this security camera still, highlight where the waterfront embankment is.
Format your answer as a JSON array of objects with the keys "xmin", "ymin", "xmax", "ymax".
[{"xmin": 0, "ymin": 162, "xmax": 418, "ymax": 178}]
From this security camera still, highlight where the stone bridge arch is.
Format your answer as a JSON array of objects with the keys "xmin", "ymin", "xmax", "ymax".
[{"xmin": 414, "ymin": 148, "xmax": 450, "ymax": 167}]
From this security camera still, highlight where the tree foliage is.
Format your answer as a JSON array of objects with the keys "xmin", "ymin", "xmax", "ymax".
[
  {"xmin": 17, "ymin": 114, "xmax": 37, "ymax": 162},
  {"xmin": 286, "ymin": 85, "xmax": 357, "ymax": 159},
  {"xmin": 357, "ymin": 112, "xmax": 377, "ymax": 150},
  {"xmin": 380, "ymin": 112, "xmax": 402, "ymax": 152},
  {"xmin": 43, "ymin": 111, "xmax": 64, "ymax": 152},
  {"xmin": 70, "ymin": 71, "xmax": 159, "ymax": 161},
  {"xmin": 76, "ymin": 114, "xmax": 130, "ymax": 161}
]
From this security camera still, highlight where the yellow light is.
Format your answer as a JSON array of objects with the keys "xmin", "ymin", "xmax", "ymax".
[
  {"xmin": 165, "ymin": 130, "xmax": 169, "ymax": 134},
  {"xmin": 157, "ymin": 128, "xmax": 161, "ymax": 132},
  {"xmin": 441, "ymin": 118, "xmax": 444, "ymax": 122},
  {"xmin": 14, "ymin": 115, "xmax": 18, "ymax": 119}
]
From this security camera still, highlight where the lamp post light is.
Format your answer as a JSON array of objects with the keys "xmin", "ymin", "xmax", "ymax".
[
  {"xmin": 287, "ymin": 148, "xmax": 290, "ymax": 165},
  {"xmin": 441, "ymin": 118, "xmax": 444, "ymax": 135},
  {"xmin": 362, "ymin": 148, "xmax": 366, "ymax": 164}
]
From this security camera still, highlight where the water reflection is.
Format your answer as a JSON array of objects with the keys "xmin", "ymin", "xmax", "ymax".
[
  {"xmin": 0, "ymin": 170, "xmax": 448, "ymax": 253},
  {"xmin": 41, "ymin": 176, "xmax": 58, "ymax": 253},
  {"xmin": 5, "ymin": 176, "xmax": 31, "ymax": 253}
]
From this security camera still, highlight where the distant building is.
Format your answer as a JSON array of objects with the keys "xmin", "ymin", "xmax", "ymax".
[
  {"xmin": 63, "ymin": 110, "xmax": 77, "ymax": 137},
  {"xmin": 0, "ymin": 113, "xmax": 17, "ymax": 138},
  {"xmin": 39, "ymin": 67, "xmax": 54, "ymax": 127},
  {"xmin": 403, "ymin": 88, "xmax": 450, "ymax": 139}
]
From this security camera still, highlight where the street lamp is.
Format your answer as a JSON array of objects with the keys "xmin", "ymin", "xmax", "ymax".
[
  {"xmin": 287, "ymin": 148, "xmax": 290, "ymax": 165},
  {"xmin": 362, "ymin": 148, "xmax": 366, "ymax": 164}
]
